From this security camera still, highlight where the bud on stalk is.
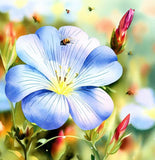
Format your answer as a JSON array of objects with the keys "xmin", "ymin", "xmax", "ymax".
[
  {"xmin": 110, "ymin": 114, "xmax": 130, "ymax": 143},
  {"xmin": 110, "ymin": 9, "xmax": 135, "ymax": 54}
]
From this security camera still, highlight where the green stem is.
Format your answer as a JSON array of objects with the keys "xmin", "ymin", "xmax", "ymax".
[
  {"xmin": 15, "ymin": 136, "xmax": 27, "ymax": 160},
  {"xmin": 8, "ymin": 100, "xmax": 16, "ymax": 128},
  {"xmin": 35, "ymin": 135, "xmax": 91, "ymax": 149},
  {"xmin": 103, "ymin": 153, "xmax": 109, "ymax": 160},
  {"xmin": 26, "ymin": 128, "xmax": 45, "ymax": 158},
  {"xmin": 8, "ymin": 101, "xmax": 28, "ymax": 160},
  {"xmin": 90, "ymin": 144, "xmax": 100, "ymax": 160},
  {"xmin": 35, "ymin": 135, "xmax": 100, "ymax": 160}
]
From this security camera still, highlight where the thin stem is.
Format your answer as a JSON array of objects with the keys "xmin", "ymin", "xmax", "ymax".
[
  {"xmin": 8, "ymin": 100, "xmax": 16, "ymax": 128},
  {"xmin": 103, "ymin": 153, "xmax": 109, "ymax": 160},
  {"xmin": 35, "ymin": 135, "xmax": 100, "ymax": 160},
  {"xmin": 8, "ymin": 101, "xmax": 28, "ymax": 160},
  {"xmin": 26, "ymin": 128, "xmax": 46, "ymax": 157},
  {"xmin": 90, "ymin": 144, "xmax": 100, "ymax": 160},
  {"xmin": 15, "ymin": 136, "xmax": 27, "ymax": 160},
  {"xmin": 35, "ymin": 135, "xmax": 91, "ymax": 149}
]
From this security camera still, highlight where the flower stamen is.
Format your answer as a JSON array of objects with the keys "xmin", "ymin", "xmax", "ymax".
[{"xmin": 51, "ymin": 67, "xmax": 78, "ymax": 96}]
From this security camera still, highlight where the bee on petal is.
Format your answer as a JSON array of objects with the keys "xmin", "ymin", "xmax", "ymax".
[{"xmin": 60, "ymin": 37, "xmax": 75, "ymax": 45}]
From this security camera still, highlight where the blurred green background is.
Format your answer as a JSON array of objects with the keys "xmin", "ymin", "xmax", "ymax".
[{"xmin": 0, "ymin": 0, "xmax": 155, "ymax": 160}]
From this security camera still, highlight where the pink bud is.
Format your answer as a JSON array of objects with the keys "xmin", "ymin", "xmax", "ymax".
[
  {"xmin": 111, "ymin": 114, "xmax": 130, "ymax": 143},
  {"xmin": 116, "ymin": 9, "xmax": 135, "ymax": 44}
]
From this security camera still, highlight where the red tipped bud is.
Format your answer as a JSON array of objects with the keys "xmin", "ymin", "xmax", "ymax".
[
  {"xmin": 110, "ymin": 9, "xmax": 135, "ymax": 54},
  {"xmin": 97, "ymin": 121, "xmax": 105, "ymax": 134},
  {"xmin": 111, "ymin": 114, "xmax": 130, "ymax": 143},
  {"xmin": 116, "ymin": 9, "xmax": 135, "ymax": 44},
  {"xmin": 5, "ymin": 22, "xmax": 16, "ymax": 46}
]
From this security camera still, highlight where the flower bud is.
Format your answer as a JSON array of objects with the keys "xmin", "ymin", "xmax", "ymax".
[
  {"xmin": 5, "ymin": 22, "xmax": 16, "ymax": 46},
  {"xmin": 111, "ymin": 114, "xmax": 130, "ymax": 143},
  {"xmin": 51, "ymin": 130, "xmax": 66, "ymax": 158},
  {"xmin": 110, "ymin": 9, "xmax": 135, "ymax": 54},
  {"xmin": 116, "ymin": 9, "xmax": 135, "ymax": 45},
  {"xmin": 97, "ymin": 121, "xmax": 105, "ymax": 134}
]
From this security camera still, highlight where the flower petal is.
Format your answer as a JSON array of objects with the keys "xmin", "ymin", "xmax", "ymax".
[
  {"xmin": 135, "ymin": 88, "xmax": 155, "ymax": 108},
  {"xmin": 16, "ymin": 34, "xmax": 54, "ymax": 80},
  {"xmin": 74, "ymin": 46, "xmax": 123, "ymax": 88},
  {"xmin": 59, "ymin": 26, "xmax": 88, "ymax": 41},
  {"xmin": 35, "ymin": 26, "xmax": 61, "ymax": 64},
  {"xmin": 0, "ymin": 79, "xmax": 10, "ymax": 111},
  {"xmin": 67, "ymin": 87, "xmax": 113, "ymax": 130},
  {"xmin": 5, "ymin": 65, "xmax": 52, "ymax": 102},
  {"xmin": 120, "ymin": 104, "xmax": 155, "ymax": 130},
  {"xmin": 22, "ymin": 90, "xmax": 69, "ymax": 130},
  {"xmin": 60, "ymin": 38, "xmax": 100, "ymax": 82}
]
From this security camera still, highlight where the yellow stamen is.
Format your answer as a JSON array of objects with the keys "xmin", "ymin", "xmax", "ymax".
[
  {"xmin": 51, "ymin": 80, "xmax": 73, "ymax": 96},
  {"xmin": 50, "ymin": 67, "xmax": 75, "ymax": 96}
]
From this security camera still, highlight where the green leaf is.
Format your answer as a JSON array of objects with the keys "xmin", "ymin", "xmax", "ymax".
[
  {"xmin": 107, "ymin": 140, "xmax": 115, "ymax": 154},
  {"xmin": 91, "ymin": 154, "xmax": 95, "ymax": 160},
  {"xmin": 1, "ymin": 39, "xmax": 17, "ymax": 72},
  {"xmin": 2, "ymin": 150, "xmax": 24, "ymax": 160},
  {"xmin": 37, "ymin": 138, "xmax": 47, "ymax": 144},
  {"xmin": 110, "ymin": 142, "xmax": 121, "ymax": 154},
  {"xmin": 109, "ymin": 139, "xmax": 122, "ymax": 155},
  {"xmin": 14, "ymin": 102, "xmax": 26, "ymax": 126},
  {"xmin": 23, "ymin": 120, "xmax": 28, "ymax": 130}
]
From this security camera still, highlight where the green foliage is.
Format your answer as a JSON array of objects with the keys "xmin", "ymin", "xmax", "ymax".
[
  {"xmin": 1, "ymin": 39, "xmax": 17, "ymax": 72},
  {"xmin": 14, "ymin": 102, "xmax": 26, "ymax": 126}
]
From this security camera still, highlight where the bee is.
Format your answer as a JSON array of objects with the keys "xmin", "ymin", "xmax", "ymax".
[
  {"xmin": 88, "ymin": 6, "xmax": 95, "ymax": 12},
  {"xmin": 128, "ymin": 51, "xmax": 133, "ymax": 55},
  {"xmin": 126, "ymin": 90, "xmax": 135, "ymax": 95},
  {"xmin": 32, "ymin": 13, "xmax": 40, "ymax": 23},
  {"xmin": 126, "ymin": 84, "xmax": 138, "ymax": 95},
  {"xmin": 66, "ymin": 9, "xmax": 70, "ymax": 14},
  {"xmin": 60, "ymin": 38, "xmax": 71, "ymax": 45}
]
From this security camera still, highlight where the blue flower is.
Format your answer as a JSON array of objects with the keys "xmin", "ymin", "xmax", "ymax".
[
  {"xmin": 0, "ymin": 78, "xmax": 10, "ymax": 112},
  {"xmin": 5, "ymin": 26, "xmax": 122, "ymax": 130},
  {"xmin": 120, "ymin": 88, "xmax": 155, "ymax": 130}
]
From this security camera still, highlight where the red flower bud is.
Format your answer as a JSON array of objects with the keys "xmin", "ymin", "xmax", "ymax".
[
  {"xmin": 116, "ymin": 9, "xmax": 135, "ymax": 45},
  {"xmin": 51, "ymin": 130, "xmax": 65, "ymax": 157},
  {"xmin": 97, "ymin": 121, "xmax": 105, "ymax": 134},
  {"xmin": 111, "ymin": 114, "xmax": 130, "ymax": 143},
  {"xmin": 5, "ymin": 22, "xmax": 16, "ymax": 46},
  {"xmin": 0, "ymin": 121, "xmax": 4, "ymax": 134}
]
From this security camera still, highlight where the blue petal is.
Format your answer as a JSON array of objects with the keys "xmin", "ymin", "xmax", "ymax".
[
  {"xmin": 135, "ymin": 88, "xmax": 155, "ymax": 108},
  {"xmin": 5, "ymin": 65, "xmax": 52, "ymax": 102},
  {"xmin": 59, "ymin": 26, "xmax": 88, "ymax": 41},
  {"xmin": 120, "ymin": 104, "xmax": 155, "ymax": 130},
  {"xmin": 67, "ymin": 87, "xmax": 113, "ymax": 130},
  {"xmin": 0, "ymin": 78, "xmax": 10, "ymax": 111},
  {"xmin": 60, "ymin": 38, "xmax": 100, "ymax": 82},
  {"xmin": 74, "ymin": 46, "xmax": 123, "ymax": 88},
  {"xmin": 22, "ymin": 90, "xmax": 69, "ymax": 130},
  {"xmin": 36, "ymin": 26, "xmax": 61, "ymax": 64},
  {"xmin": 16, "ymin": 34, "xmax": 54, "ymax": 80}
]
